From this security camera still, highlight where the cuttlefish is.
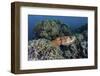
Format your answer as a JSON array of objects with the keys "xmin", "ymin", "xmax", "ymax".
[
  {"xmin": 61, "ymin": 36, "xmax": 76, "ymax": 45},
  {"xmin": 51, "ymin": 36, "xmax": 76, "ymax": 47}
]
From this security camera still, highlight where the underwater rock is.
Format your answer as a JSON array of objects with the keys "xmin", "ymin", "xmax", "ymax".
[
  {"xmin": 61, "ymin": 32, "xmax": 88, "ymax": 59},
  {"xmin": 28, "ymin": 34, "xmax": 88, "ymax": 60},
  {"xmin": 28, "ymin": 39, "xmax": 64, "ymax": 60}
]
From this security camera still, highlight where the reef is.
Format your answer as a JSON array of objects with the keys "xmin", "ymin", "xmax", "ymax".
[{"xmin": 28, "ymin": 19, "xmax": 88, "ymax": 60}]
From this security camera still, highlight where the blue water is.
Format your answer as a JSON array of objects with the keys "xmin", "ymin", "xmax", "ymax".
[{"xmin": 28, "ymin": 15, "xmax": 88, "ymax": 40}]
